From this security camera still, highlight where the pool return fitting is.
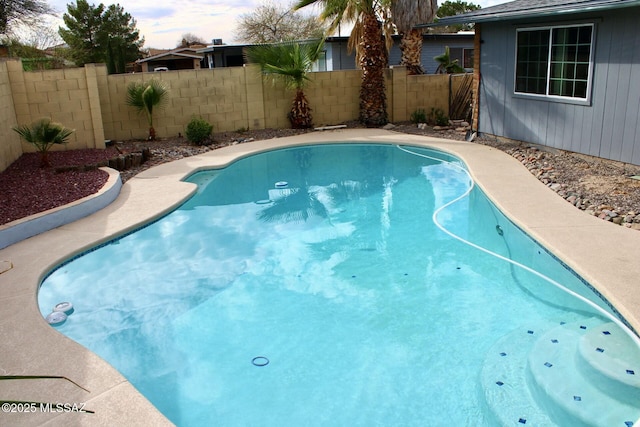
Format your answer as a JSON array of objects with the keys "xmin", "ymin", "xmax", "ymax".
[{"xmin": 252, "ymin": 356, "xmax": 269, "ymax": 367}]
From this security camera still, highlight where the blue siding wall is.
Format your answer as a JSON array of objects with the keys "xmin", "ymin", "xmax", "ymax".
[
  {"xmin": 388, "ymin": 38, "xmax": 474, "ymax": 74},
  {"xmin": 478, "ymin": 8, "xmax": 640, "ymax": 165}
]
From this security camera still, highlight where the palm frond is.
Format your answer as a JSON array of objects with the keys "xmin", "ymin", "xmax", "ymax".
[
  {"xmin": 245, "ymin": 39, "xmax": 324, "ymax": 90},
  {"xmin": 125, "ymin": 79, "xmax": 169, "ymax": 139},
  {"xmin": 12, "ymin": 118, "xmax": 74, "ymax": 166}
]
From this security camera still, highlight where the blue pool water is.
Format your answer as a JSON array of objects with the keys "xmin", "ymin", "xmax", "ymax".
[{"xmin": 39, "ymin": 144, "xmax": 640, "ymax": 426}]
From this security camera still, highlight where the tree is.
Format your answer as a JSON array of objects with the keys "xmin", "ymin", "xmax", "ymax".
[
  {"xmin": 59, "ymin": 0, "xmax": 143, "ymax": 73},
  {"xmin": 390, "ymin": 0, "xmax": 437, "ymax": 75},
  {"xmin": 59, "ymin": 0, "xmax": 105, "ymax": 65},
  {"xmin": 0, "ymin": 0, "xmax": 53, "ymax": 36},
  {"xmin": 13, "ymin": 118, "xmax": 74, "ymax": 167},
  {"xmin": 178, "ymin": 33, "xmax": 207, "ymax": 47},
  {"xmin": 436, "ymin": 1, "xmax": 480, "ymax": 32},
  {"xmin": 126, "ymin": 79, "xmax": 169, "ymax": 140},
  {"xmin": 4, "ymin": 36, "xmax": 66, "ymax": 70},
  {"xmin": 101, "ymin": 4, "xmax": 144, "ymax": 74},
  {"xmin": 246, "ymin": 39, "xmax": 324, "ymax": 128},
  {"xmin": 235, "ymin": 1, "xmax": 325, "ymax": 43},
  {"xmin": 294, "ymin": 0, "xmax": 389, "ymax": 127}
]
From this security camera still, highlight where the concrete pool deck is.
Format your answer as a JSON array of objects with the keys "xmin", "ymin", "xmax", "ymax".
[{"xmin": 1, "ymin": 128, "xmax": 639, "ymax": 425}]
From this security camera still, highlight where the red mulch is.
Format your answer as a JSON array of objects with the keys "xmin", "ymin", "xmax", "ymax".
[{"xmin": 0, "ymin": 149, "xmax": 120, "ymax": 226}]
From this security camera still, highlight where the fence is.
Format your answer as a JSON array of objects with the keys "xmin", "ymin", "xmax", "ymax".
[{"xmin": 0, "ymin": 59, "xmax": 469, "ymax": 172}]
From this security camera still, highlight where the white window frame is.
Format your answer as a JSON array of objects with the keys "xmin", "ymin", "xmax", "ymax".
[{"xmin": 514, "ymin": 23, "xmax": 595, "ymax": 105}]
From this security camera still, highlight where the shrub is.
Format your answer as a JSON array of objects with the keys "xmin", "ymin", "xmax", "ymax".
[
  {"xmin": 13, "ymin": 118, "xmax": 74, "ymax": 167},
  {"xmin": 429, "ymin": 108, "xmax": 449, "ymax": 127},
  {"xmin": 410, "ymin": 108, "xmax": 427, "ymax": 124},
  {"xmin": 185, "ymin": 117, "xmax": 213, "ymax": 145}
]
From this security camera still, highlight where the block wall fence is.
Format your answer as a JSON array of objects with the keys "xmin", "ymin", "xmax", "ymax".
[{"xmin": 0, "ymin": 59, "xmax": 467, "ymax": 172}]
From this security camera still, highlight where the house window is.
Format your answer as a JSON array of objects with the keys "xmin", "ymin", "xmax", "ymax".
[
  {"xmin": 463, "ymin": 48, "xmax": 474, "ymax": 69},
  {"xmin": 449, "ymin": 48, "xmax": 474, "ymax": 70},
  {"xmin": 312, "ymin": 51, "xmax": 327, "ymax": 72},
  {"xmin": 515, "ymin": 24, "xmax": 593, "ymax": 100}
]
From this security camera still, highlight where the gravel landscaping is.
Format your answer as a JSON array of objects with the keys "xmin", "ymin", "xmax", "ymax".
[{"xmin": 2, "ymin": 123, "xmax": 639, "ymax": 230}]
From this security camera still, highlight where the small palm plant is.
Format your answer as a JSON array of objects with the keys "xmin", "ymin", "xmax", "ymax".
[
  {"xmin": 12, "ymin": 118, "xmax": 74, "ymax": 167},
  {"xmin": 125, "ymin": 79, "xmax": 169, "ymax": 140},
  {"xmin": 245, "ymin": 39, "xmax": 324, "ymax": 129},
  {"xmin": 435, "ymin": 46, "xmax": 466, "ymax": 74}
]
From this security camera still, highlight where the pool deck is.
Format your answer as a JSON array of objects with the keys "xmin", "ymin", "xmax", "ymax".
[{"xmin": 1, "ymin": 129, "xmax": 639, "ymax": 426}]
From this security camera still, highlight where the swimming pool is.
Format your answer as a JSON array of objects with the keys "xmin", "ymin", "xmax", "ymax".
[{"xmin": 38, "ymin": 143, "xmax": 640, "ymax": 426}]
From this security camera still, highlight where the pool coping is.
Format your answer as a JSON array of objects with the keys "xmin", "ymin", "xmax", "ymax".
[{"xmin": 1, "ymin": 129, "xmax": 639, "ymax": 426}]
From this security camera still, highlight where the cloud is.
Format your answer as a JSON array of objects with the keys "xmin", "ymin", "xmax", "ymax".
[{"xmin": 45, "ymin": 0, "xmax": 501, "ymax": 49}]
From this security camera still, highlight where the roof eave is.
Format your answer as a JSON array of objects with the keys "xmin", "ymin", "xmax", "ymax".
[{"xmin": 417, "ymin": 0, "xmax": 640, "ymax": 27}]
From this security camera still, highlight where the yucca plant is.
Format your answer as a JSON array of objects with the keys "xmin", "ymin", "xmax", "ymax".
[
  {"xmin": 245, "ymin": 39, "xmax": 324, "ymax": 129},
  {"xmin": 12, "ymin": 118, "xmax": 74, "ymax": 167},
  {"xmin": 125, "ymin": 79, "xmax": 169, "ymax": 140}
]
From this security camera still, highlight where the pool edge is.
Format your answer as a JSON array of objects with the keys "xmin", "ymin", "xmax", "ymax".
[{"xmin": 1, "ymin": 128, "xmax": 639, "ymax": 426}]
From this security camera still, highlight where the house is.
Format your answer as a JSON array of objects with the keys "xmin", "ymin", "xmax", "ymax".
[
  {"xmin": 422, "ymin": 0, "xmax": 640, "ymax": 165},
  {"xmin": 196, "ymin": 33, "xmax": 474, "ymax": 74},
  {"xmin": 136, "ymin": 46, "xmax": 206, "ymax": 72}
]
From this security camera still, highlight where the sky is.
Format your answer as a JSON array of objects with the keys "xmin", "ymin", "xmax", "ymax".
[{"xmin": 43, "ymin": 0, "xmax": 504, "ymax": 50}]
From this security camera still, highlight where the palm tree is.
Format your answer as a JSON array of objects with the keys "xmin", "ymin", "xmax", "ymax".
[
  {"xmin": 391, "ymin": 0, "xmax": 438, "ymax": 75},
  {"xmin": 125, "ymin": 79, "xmax": 168, "ymax": 140},
  {"xmin": 245, "ymin": 39, "xmax": 324, "ymax": 129},
  {"xmin": 13, "ymin": 118, "xmax": 74, "ymax": 167},
  {"xmin": 294, "ymin": 0, "xmax": 390, "ymax": 127},
  {"xmin": 434, "ymin": 46, "xmax": 465, "ymax": 74}
]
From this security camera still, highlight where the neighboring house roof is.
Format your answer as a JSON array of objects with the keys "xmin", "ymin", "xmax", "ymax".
[
  {"xmin": 196, "ymin": 43, "xmax": 253, "ymax": 54},
  {"xmin": 197, "ymin": 33, "xmax": 474, "ymax": 54},
  {"xmin": 419, "ymin": 0, "xmax": 640, "ymax": 26},
  {"xmin": 137, "ymin": 47, "xmax": 203, "ymax": 64}
]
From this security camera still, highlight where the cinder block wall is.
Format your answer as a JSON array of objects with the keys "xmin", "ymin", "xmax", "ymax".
[
  {"xmin": 304, "ymin": 70, "xmax": 362, "ymax": 127},
  {"xmin": 0, "ymin": 61, "xmax": 22, "ymax": 171},
  {"xmin": 406, "ymin": 74, "xmax": 450, "ymax": 120},
  {"xmin": 104, "ymin": 66, "xmax": 257, "ymax": 140},
  {"xmin": 0, "ymin": 61, "xmax": 454, "ymax": 172},
  {"xmin": 12, "ymin": 64, "xmax": 105, "ymax": 151}
]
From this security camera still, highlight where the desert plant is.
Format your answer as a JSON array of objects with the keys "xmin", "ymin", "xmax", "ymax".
[
  {"xmin": 295, "ymin": 0, "xmax": 390, "ymax": 127},
  {"xmin": 410, "ymin": 108, "xmax": 427, "ymax": 124},
  {"xmin": 12, "ymin": 118, "xmax": 74, "ymax": 167},
  {"xmin": 434, "ymin": 46, "xmax": 466, "ymax": 74},
  {"xmin": 125, "ymin": 79, "xmax": 168, "ymax": 140},
  {"xmin": 429, "ymin": 108, "xmax": 449, "ymax": 126},
  {"xmin": 245, "ymin": 39, "xmax": 324, "ymax": 129},
  {"xmin": 185, "ymin": 116, "xmax": 213, "ymax": 145}
]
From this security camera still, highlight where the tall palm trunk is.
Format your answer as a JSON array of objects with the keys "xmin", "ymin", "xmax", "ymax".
[
  {"xmin": 400, "ymin": 29, "xmax": 425, "ymax": 75},
  {"xmin": 289, "ymin": 88, "xmax": 313, "ymax": 129},
  {"xmin": 359, "ymin": 12, "xmax": 388, "ymax": 127}
]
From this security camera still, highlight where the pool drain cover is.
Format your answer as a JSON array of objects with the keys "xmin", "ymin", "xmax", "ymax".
[{"xmin": 252, "ymin": 356, "xmax": 269, "ymax": 367}]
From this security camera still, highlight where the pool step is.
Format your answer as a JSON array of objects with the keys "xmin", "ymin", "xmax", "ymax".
[
  {"xmin": 481, "ymin": 321, "xmax": 558, "ymax": 426},
  {"xmin": 527, "ymin": 319, "xmax": 640, "ymax": 426},
  {"xmin": 576, "ymin": 322, "xmax": 640, "ymax": 406}
]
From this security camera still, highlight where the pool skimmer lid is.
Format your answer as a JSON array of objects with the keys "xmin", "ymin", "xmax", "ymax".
[
  {"xmin": 46, "ymin": 311, "xmax": 67, "ymax": 326},
  {"xmin": 46, "ymin": 301, "xmax": 74, "ymax": 325},
  {"xmin": 53, "ymin": 301, "xmax": 74, "ymax": 314}
]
